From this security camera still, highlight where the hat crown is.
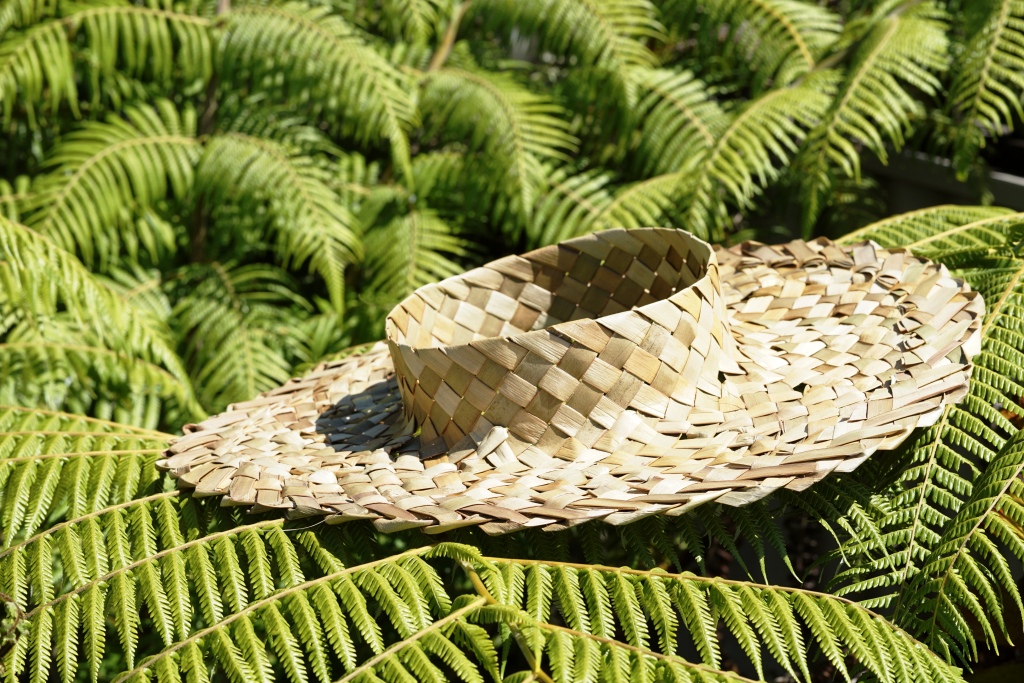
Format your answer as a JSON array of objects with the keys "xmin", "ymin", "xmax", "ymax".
[{"xmin": 385, "ymin": 228, "xmax": 737, "ymax": 453}]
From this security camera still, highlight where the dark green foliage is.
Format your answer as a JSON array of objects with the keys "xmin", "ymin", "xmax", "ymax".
[{"xmin": 3, "ymin": 1, "xmax": 1024, "ymax": 681}]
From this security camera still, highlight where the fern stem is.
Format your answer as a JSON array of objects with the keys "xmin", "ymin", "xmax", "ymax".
[
  {"xmin": 109, "ymin": 545, "xmax": 435, "ymax": 682},
  {"xmin": 427, "ymin": 1, "xmax": 471, "ymax": 72},
  {"xmin": 334, "ymin": 596, "xmax": 489, "ymax": 682}
]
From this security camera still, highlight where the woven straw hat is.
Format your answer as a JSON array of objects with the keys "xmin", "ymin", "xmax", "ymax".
[{"xmin": 159, "ymin": 228, "xmax": 983, "ymax": 534}]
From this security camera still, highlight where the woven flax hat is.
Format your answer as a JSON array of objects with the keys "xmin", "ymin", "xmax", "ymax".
[{"xmin": 159, "ymin": 228, "xmax": 983, "ymax": 534}]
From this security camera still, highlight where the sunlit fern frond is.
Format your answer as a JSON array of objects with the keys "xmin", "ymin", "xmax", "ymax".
[
  {"xmin": 24, "ymin": 100, "xmax": 199, "ymax": 269},
  {"xmin": 691, "ymin": 0, "xmax": 842, "ymax": 89},
  {"xmin": 440, "ymin": 545, "xmax": 965, "ymax": 683},
  {"xmin": 0, "ymin": 405, "xmax": 169, "ymax": 549},
  {"xmin": 171, "ymin": 262, "xmax": 305, "ymax": 412},
  {"xmin": 362, "ymin": 208, "xmax": 467, "ymax": 310},
  {"xmin": 221, "ymin": 0, "xmax": 417, "ymax": 177},
  {"xmin": 797, "ymin": 1, "xmax": 949, "ymax": 232},
  {"xmin": 680, "ymin": 73, "xmax": 837, "ymax": 241},
  {"xmin": 0, "ymin": 319, "xmax": 190, "ymax": 428},
  {"xmin": 838, "ymin": 204, "xmax": 1019, "ymax": 252},
  {"xmin": 590, "ymin": 172, "xmax": 682, "ymax": 233},
  {"xmin": 421, "ymin": 67, "xmax": 577, "ymax": 232},
  {"xmin": 471, "ymin": 0, "xmax": 663, "ymax": 115},
  {"xmin": 894, "ymin": 428, "xmax": 1024, "ymax": 663},
  {"xmin": 0, "ymin": 2, "xmax": 211, "ymax": 126},
  {"xmin": 0, "ymin": 465, "xmax": 965, "ymax": 683},
  {"xmin": 828, "ymin": 208, "xmax": 1024, "ymax": 663},
  {"xmin": 100, "ymin": 265, "xmax": 174, "ymax": 324},
  {"xmin": 0, "ymin": 177, "xmax": 29, "ymax": 222},
  {"xmin": 64, "ymin": 1, "xmax": 212, "ymax": 90},
  {"xmin": 0, "ymin": 215, "xmax": 201, "ymax": 421},
  {"xmin": 948, "ymin": 0, "xmax": 1024, "ymax": 177},
  {"xmin": 0, "ymin": 19, "xmax": 77, "ymax": 125},
  {"xmin": 0, "ymin": 0, "xmax": 57, "ymax": 40},
  {"xmin": 376, "ymin": 0, "xmax": 453, "ymax": 44},
  {"xmin": 630, "ymin": 67, "xmax": 727, "ymax": 177},
  {"xmin": 197, "ymin": 131, "xmax": 360, "ymax": 312},
  {"xmin": 526, "ymin": 165, "xmax": 616, "ymax": 248}
]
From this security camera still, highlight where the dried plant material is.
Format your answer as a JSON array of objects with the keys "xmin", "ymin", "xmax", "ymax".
[{"xmin": 159, "ymin": 229, "xmax": 983, "ymax": 533}]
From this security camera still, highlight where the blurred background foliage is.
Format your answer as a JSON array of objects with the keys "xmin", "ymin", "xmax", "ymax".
[{"xmin": 2, "ymin": 0, "xmax": 1023, "ymax": 429}]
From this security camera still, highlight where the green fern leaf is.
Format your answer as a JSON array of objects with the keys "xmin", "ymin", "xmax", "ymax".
[
  {"xmin": 471, "ymin": 0, "xmax": 663, "ymax": 105},
  {"xmin": 798, "ymin": 1, "xmax": 949, "ymax": 231},
  {"xmin": 695, "ymin": 0, "xmax": 842, "ymax": 88},
  {"xmin": 220, "ymin": 1, "xmax": 417, "ymax": 177},
  {"xmin": 829, "ymin": 208, "xmax": 1024, "ymax": 661},
  {"xmin": 25, "ymin": 101, "xmax": 198, "ymax": 269},
  {"xmin": 197, "ymin": 133, "xmax": 360, "ymax": 312},
  {"xmin": 421, "ymin": 67, "xmax": 577, "ymax": 229},
  {"xmin": 948, "ymin": 0, "xmax": 1024, "ymax": 177},
  {"xmin": 681, "ymin": 73, "xmax": 837, "ymax": 240}
]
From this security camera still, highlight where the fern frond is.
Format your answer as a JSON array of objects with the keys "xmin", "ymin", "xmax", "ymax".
[
  {"xmin": 837, "ymin": 204, "xmax": 1019, "ymax": 251},
  {"xmin": 829, "ymin": 210, "xmax": 1024, "ymax": 661},
  {"xmin": 0, "ymin": 177, "xmax": 29, "ymax": 222},
  {"xmin": 0, "ymin": 324, "xmax": 190, "ymax": 426},
  {"xmin": 362, "ymin": 208, "xmax": 467, "ymax": 308},
  {"xmin": 0, "ymin": 0, "xmax": 57, "ymax": 40},
  {"xmin": 526, "ymin": 166, "xmax": 616, "ymax": 247},
  {"xmin": 171, "ymin": 263, "xmax": 303, "ymax": 412},
  {"xmin": 440, "ymin": 547, "xmax": 966, "ymax": 683},
  {"xmin": 631, "ymin": 67, "xmax": 727, "ymax": 177},
  {"xmin": 220, "ymin": 1, "xmax": 417, "ymax": 177},
  {"xmin": 0, "ymin": 4, "xmax": 211, "ymax": 126},
  {"xmin": 64, "ymin": 2, "xmax": 212, "ymax": 91},
  {"xmin": 0, "ymin": 215, "xmax": 201, "ymax": 420},
  {"xmin": 681, "ymin": 74, "xmax": 836, "ymax": 240},
  {"xmin": 24, "ymin": 101, "xmax": 199, "ymax": 269},
  {"xmin": 197, "ymin": 132, "xmax": 360, "ymax": 311},
  {"xmin": 0, "ymin": 405, "xmax": 169, "ymax": 548},
  {"xmin": 472, "ymin": 0, "xmax": 663, "ymax": 104},
  {"xmin": 378, "ymin": 0, "xmax": 452, "ymax": 43},
  {"xmin": 695, "ymin": 0, "xmax": 842, "ymax": 88},
  {"xmin": 798, "ymin": 1, "xmax": 949, "ymax": 231},
  {"xmin": 895, "ymin": 429, "xmax": 1024, "ymax": 661},
  {"xmin": 948, "ymin": 0, "xmax": 1024, "ymax": 176},
  {"xmin": 0, "ymin": 19, "xmax": 77, "ymax": 125},
  {"xmin": 421, "ymin": 67, "xmax": 577, "ymax": 230}
]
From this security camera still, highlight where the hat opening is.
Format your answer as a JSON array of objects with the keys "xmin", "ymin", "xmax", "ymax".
[{"xmin": 385, "ymin": 228, "xmax": 734, "ymax": 451}]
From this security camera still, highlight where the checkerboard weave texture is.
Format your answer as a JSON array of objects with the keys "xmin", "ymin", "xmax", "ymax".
[{"xmin": 159, "ymin": 228, "xmax": 983, "ymax": 534}]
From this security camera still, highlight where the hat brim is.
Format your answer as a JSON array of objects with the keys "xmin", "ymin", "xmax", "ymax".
[{"xmin": 159, "ymin": 235, "xmax": 981, "ymax": 535}]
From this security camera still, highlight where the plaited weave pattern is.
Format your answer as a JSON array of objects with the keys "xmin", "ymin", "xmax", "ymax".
[{"xmin": 159, "ymin": 229, "xmax": 983, "ymax": 534}]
